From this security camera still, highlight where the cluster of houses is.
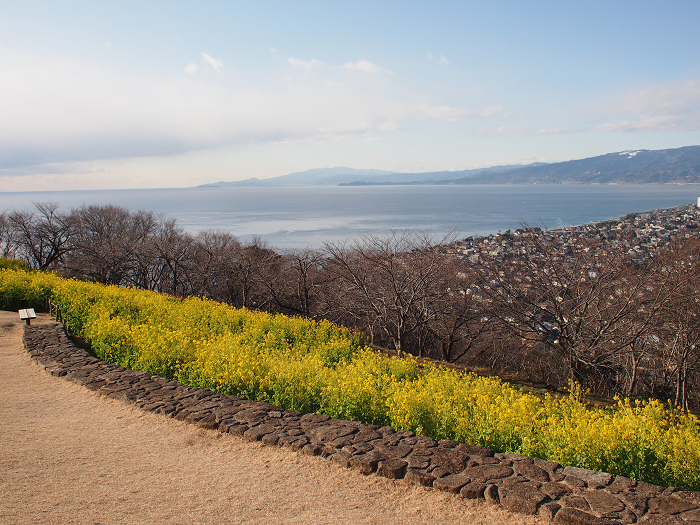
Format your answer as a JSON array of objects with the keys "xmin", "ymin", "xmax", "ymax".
[{"xmin": 439, "ymin": 203, "xmax": 700, "ymax": 265}]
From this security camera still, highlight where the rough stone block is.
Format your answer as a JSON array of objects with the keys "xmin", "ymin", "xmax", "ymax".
[
  {"xmin": 243, "ymin": 423, "xmax": 276, "ymax": 442},
  {"xmin": 564, "ymin": 475, "xmax": 588, "ymax": 490},
  {"xmin": 513, "ymin": 461, "xmax": 550, "ymax": 482},
  {"xmin": 463, "ymin": 464, "xmax": 514, "ymax": 484},
  {"xmin": 619, "ymin": 509, "xmax": 637, "ymax": 524},
  {"xmin": 406, "ymin": 456, "xmax": 430, "ymax": 470},
  {"xmin": 647, "ymin": 496, "xmax": 697, "ymax": 515},
  {"xmin": 635, "ymin": 482, "xmax": 664, "ymax": 498},
  {"xmin": 433, "ymin": 474, "xmax": 471, "ymax": 494},
  {"xmin": 540, "ymin": 502, "xmax": 562, "ymax": 521},
  {"xmin": 677, "ymin": 509, "xmax": 700, "ymax": 523},
  {"xmin": 429, "ymin": 448, "xmax": 470, "ymax": 473},
  {"xmin": 378, "ymin": 425, "xmax": 396, "ymax": 436},
  {"xmin": 309, "ymin": 424, "xmax": 355, "ymax": 443},
  {"xmin": 607, "ymin": 476, "xmax": 637, "ymax": 494},
  {"xmin": 541, "ymin": 481, "xmax": 572, "ymax": 499},
  {"xmin": 227, "ymin": 424, "xmax": 249, "ymax": 437},
  {"xmin": 455, "ymin": 443, "xmax": 494, "ymax": 457},
  {"xmin": 554, "ymin": 507, "xmax": 607, "ymax": 524},
  {"xmin": 673, "ymin": 492, "xmax": 700, "ymax": 506},
  {"xmin": 290, "ymin": 437, "xmax": 310, "ymax": 451},
  {"xmin": 484, "ymin": 484, "xmax": 500, "ymax": 506},
  {"xmin": 234, "ymin": 409, "xmax": 268, "ymax": 425},
  {"xmin": 430, "ymin": 466, "xmax": 452, "ymax": 479},
  {"xmin": 374, "ymin": 443, "xmax": 413, "ymax": 459},
  {"xmin": 617, "ymin": 492, "xmax": 649, "ymax": 517},
  {"xmin": 586, "ymin": 491, "xmax": 625, "ymax": 516},
  {"xmin": 349, "ymin": 452, "xmax": 386, "ymax": 475},
  {"xmin": 301, "ymin": 444, "xmax": 323, "ymax": 456},
  {"xmin": 467, "ymin": 457, "xmax": 500, "ymax": 468},
  {"xmin": 561, "ymin": 495, "xmax": 592, "ymax": 512},
  {"xmin": 194, "ymin": 413, "xmax": 219, "ymax": 430},
  {"xmin": 330, "ymin": 452, "xmax": 351, "ymax": 468},
  {"xmin": 404, "ymin": 468, "xmax": 435, "ymax": 487},
  {"xmin": 563, "ymin": 466, "xmax": 613, "ymax": 489},
  {"xmin": 636, "ymin": 516, "xmax": 686, "ymax": 524},
  {"xmin": 377, "ymin": 459, "xmax": 408, "ymax": 479},
  {"xmin": 460, "ymin": 482, "xmax": 487, "ymax": 499},
  {"xmin": 261, "ymin": 433, "xmax": 281, "ymax": 446},
  {"xmin": 352, "ymin": 430, "xmax": 383, "ymax": 443},
  {"xmin": 500, "ymin": 483, "xmax": 547, "ymax": 515}
]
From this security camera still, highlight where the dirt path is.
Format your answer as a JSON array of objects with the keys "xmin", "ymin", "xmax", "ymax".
[{"xmin": 0, "ymin": 312, "xmax": 541, "ymax": 525}]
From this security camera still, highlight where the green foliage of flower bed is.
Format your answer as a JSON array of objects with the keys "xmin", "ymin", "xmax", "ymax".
[{"xmin": 2, "ymin": 268, "xmax": 699, "ymax": 490}]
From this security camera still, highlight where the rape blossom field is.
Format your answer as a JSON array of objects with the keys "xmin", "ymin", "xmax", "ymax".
[{"xmin": 1, "ymin": 268, "xmax": 699, "ymax": 490}]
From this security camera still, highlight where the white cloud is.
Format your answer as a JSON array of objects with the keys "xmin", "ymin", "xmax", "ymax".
[
  {"xmin": 426, "ymin": 51, "xmax": 433, "ymax": 59},
  {"xmin": 0, "ymin": 49, "xmax": 497, "ymax": 172},
  {"xmin": 287, "ymin": 57, "xmax": 323, "ymax": 69},
  {"xmin": 184, "ymin": 62, "xmax": 198, "ymax": 75},
  {"xmin": 342, "ymin": 59, "xmax": 392, "ymax": 74},
  {"xmin": 201, "ymin": 52, "xmax": 223, "ymax": 71},
  {"xmin": 474, "ymin": 125, "xmax": 528, "ymax": 137},
  {"xmin": 594, "ymin": 79, "xmax": 700, "ymax": 132},
  {"xmin": 478, "ymin": 106, "xmax": 507, "ymax": 119},
  {"xmin": 439, "ymin": 55, "xmax": 449, "ymax": 65},
  {"xmin": 268, "ymin": 47, "xmax": 277, "ymax": 53}
]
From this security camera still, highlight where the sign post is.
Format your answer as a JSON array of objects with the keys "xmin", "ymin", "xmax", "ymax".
[{"xmin": 19, "ymin": 308, "xmax": 37, "ymax": 325}]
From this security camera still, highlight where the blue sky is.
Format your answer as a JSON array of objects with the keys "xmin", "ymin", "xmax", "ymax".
[{"xmin": 1, "ymin": 0, "xmax": 699, "ymax": 190}]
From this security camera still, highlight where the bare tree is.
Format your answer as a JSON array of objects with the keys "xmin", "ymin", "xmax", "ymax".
[
  {"xmin": 189, "ymin": 230, "xmax": 243, "ymax": 302},
  {"xmin": 8, "ymin": 202, "xmax": 74, "ymax": 270},
  {"xmin": 222, "ymin": 237, "xmax": 281, "ymax": 310},
  {"xmin": 150, "ymin": 218, "xmax": 195, "ymax": 296},
  {"xmin": 654, "ymin": 240, "xmax": 700, "ymax": 408},
  {"xmin": 0, "ymin": 212, "xmax": 18, "ymax": 258},
  {"xmin": 66, "ymin": 205, "xmax": 157, "ymax": 285},
  {"xmin": 324, "ymin": 231, "xmax": 456, "ymax": 356},
  {"xmin": 424, "ymin": 262, "xmax": 489, "ymax": 363},
  {"xmin": 474, "ymin": 229, "xmax": 683, "ymax": 390}
]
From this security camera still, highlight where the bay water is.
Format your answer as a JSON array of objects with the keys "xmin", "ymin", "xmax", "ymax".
[{"xmin": 0, "ymin": 184, "xmax": 697, "ymax": 250}]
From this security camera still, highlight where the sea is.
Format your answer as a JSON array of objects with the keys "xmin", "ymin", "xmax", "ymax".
[{"xmin": 0, "ymin": 184, "xmax": 698, "ymax": 250}]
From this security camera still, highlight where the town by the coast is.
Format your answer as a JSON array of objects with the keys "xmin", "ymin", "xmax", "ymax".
[{"xmin": 440, "ymin": 202, "xmax": 700, "ymax": 265}]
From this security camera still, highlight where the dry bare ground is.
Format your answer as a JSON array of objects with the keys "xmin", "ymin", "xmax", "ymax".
[{"xmin": 0, "ymin": 311, "xmax": 542, "ymax": 525}]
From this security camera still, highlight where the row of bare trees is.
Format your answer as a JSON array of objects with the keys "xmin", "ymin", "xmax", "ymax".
[
  {"xmin": 2, "ymin": 202, "xmax": 700, "ymax": 408},
  {"xmin": 471, "ymin": 232, "xmax": 700, "ymax": 409}
]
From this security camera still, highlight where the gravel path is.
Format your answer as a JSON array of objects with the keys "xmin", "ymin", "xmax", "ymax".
[{"xmin": 0, "ymin": 312, "xmax": 541, "ymax": 525}]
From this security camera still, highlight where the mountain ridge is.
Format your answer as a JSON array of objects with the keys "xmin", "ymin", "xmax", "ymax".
[{"xmin": 198, "ymin": 145, "xmax": 700, "ymax": 188}]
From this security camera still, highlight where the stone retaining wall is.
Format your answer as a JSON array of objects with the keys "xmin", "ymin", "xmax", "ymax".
[{"xmin": 24, "ymin": 323, "xmax": 700, "ymax": 525}]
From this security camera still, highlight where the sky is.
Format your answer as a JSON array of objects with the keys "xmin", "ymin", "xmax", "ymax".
[{"xmin": 1, "ymin": 0, "xmax": 700, "ymax": 191}]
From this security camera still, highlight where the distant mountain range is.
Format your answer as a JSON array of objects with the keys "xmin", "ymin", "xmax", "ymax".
[{"xmin": 199, "ymin": 145, "xmax": 700, "ymax": 188}]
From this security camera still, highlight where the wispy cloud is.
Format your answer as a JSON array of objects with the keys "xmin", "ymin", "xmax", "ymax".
[
  {"xmin": 342, "ymin": 59, "xmax": 391, "ymax": 74},
  {"xmin": 287, "ymin": 57, "xmax": 324, "ymax": 69},
  {"xmin": 201, "ymin": 52, "xmax": 223, "ymax": 71},
  {"xmin": 426, "ymin": 52, "xmax": 449, "ymax": 65},
  {"xmin": 474, "ymin": 125, "xmax": 528, "ymax": 137},
  {"xmin": 184, "ymin": 62, "xmax": 198, "ymax": 75},
  {"xmin": 593, "ymin": 79, "xmax": 700, "ymax": 132},
  {"xmin": 474, "ymin": 79, "xmax": 700, "ymax": 138},
  {"xmin": 0, "ymin": 49, "xmax": 500, "ymax": 171},
  {"xmin": 475, "ymin": 125, "xmax": 583, "ymax": 137}
]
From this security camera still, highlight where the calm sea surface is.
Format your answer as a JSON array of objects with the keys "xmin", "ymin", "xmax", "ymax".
[{"xmin": 0, "ymin": 185, "xmax": 698, "ymax": 250}]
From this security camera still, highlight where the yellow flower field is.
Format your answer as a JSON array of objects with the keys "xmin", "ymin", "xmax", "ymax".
[{"xmin": 1, "ymin": 268, "xmax": 699, "ymax": 490}]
